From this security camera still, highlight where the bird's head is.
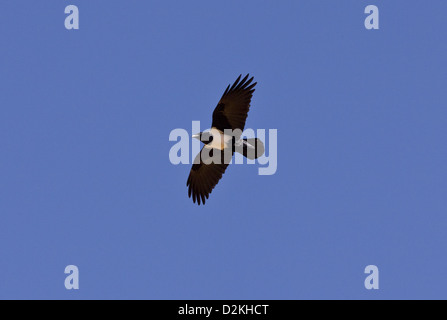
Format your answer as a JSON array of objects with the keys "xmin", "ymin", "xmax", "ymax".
[{"xmin": 192, "ymin": 131, "xmax": 214, "ymax": 144}]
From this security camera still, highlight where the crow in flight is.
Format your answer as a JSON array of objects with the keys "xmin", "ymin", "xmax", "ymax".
[{"xmin": 187, "ymin": 74, "xmax": 264, "ymax": 205}]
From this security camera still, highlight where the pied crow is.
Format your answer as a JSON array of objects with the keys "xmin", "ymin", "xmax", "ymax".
[{"xmin": 186, "ymin": 74, "xmax": 264, "ymax": 205}]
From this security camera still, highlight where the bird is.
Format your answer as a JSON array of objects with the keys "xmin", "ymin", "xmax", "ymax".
[{"xmin": 186, "ymin": 74, "xmax": 265, "ymax": 205}]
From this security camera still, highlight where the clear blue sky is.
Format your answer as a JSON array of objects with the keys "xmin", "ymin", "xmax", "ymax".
[{"xmin": 1, "ymin": 1, "xmax": 446, "ymax": 299}]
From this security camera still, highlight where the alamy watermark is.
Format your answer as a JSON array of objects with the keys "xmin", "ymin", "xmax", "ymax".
[{"xmin": 169, "ymin": 121, "xmax": 277, "ymax": 175}]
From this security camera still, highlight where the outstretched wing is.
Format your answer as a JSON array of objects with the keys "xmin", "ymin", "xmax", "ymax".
[
  {"xmin": 186, "ymin": 147, "xmax": 232, "ymax": 205},
  {"xmin": 212, "ymin": 74, "xmax": 257, "ymax": 132}
]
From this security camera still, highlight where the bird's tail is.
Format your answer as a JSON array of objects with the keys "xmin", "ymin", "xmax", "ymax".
[{"xmin": 235, "ymin": 138, "xmax": 265, "ymax": 160}]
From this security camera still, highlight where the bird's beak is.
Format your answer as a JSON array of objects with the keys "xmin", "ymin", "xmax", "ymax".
[{"xmin": 192, "ymin": 133, "xmax": 200, "ymax": 140}]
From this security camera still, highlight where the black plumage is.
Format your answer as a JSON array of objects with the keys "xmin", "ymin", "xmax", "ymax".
[{"xmin": 187, "ymin": 74, "xmax": 258, "ymax": 205}]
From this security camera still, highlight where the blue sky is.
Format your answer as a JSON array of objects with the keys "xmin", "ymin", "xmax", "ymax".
[{"xmin": 0, "ymin": 1, "xmax": 446, "ymax": 299}]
